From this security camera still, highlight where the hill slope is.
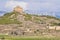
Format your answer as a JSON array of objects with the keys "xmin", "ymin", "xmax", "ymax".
[{"xmin": 0, "ymin": 11, "xmax": 60, "ymax": 36}]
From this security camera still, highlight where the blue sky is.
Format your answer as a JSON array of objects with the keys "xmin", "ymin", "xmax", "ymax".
[{"xmin": 0, "ymin": 0, "xmax": 60, "ymax": 17}]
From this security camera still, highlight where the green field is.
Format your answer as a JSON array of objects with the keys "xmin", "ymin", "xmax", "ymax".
[{"xmin": 0, "ymin": 35, "xmax": 60, "ymax": 40}]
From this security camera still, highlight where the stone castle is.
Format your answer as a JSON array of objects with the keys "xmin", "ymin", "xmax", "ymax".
[{"xmin": 14, "ymin": 6, "xmax": 23, "ymax": 13}]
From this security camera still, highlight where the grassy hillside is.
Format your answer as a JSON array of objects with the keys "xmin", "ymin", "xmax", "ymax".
[
  {"xmin": 0, "ymin": 12, "xmax": 22, "ymax": 24},
  {"xmin": 0, "ymin": 11, "xmax": 60, "ymax": 36},
  {"xmin": 0, "ymin": 11, "xmax": 60, "ymax": 25}
]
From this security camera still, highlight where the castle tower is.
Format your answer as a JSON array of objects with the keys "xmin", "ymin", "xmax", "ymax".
[{"xmin": 14, "ymin": 6, "xmax": 23, "ymax": 13}]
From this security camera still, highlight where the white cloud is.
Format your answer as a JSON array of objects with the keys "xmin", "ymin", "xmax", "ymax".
[{"xmin": 5, "ymin": 1, "xmax": 28, "ymax": 11}]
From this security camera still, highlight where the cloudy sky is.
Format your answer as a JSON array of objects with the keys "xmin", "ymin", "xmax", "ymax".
[{"xmin": 0, "ymin": 0, "xmax": 60, "ymax": 17}]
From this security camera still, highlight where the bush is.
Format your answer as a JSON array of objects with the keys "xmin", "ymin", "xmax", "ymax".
[
  {"xmin": 51, "ymin": 23, "xmax": 60, "ymax": 26},
  {"xmin": 24, "ymin": 14, "xmax": 32, "ymax": 21}
]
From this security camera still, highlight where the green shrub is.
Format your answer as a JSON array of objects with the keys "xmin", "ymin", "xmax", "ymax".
[
  {"xmin": 51, "ymin": 22, "xmax": 60, "ymax": 26},
  {"xmin": 24, "ymin": 14, "xmax": 32, "ymax": 21},
  {"xmin": 4, "ymin": 12, "xmax": 15, "ymax": 17},
  {"xmin": 34, "ymin": 17, "xmax": 41, "ymax": 23}
]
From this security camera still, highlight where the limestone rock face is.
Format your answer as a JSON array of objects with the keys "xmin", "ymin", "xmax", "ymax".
[{"xmin": 14, "ymin": 6, "xmax": 23, "ymax": 13}]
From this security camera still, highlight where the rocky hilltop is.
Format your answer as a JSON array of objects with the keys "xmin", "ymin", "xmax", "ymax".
[{"xmin": 0, "ymin": 6, "xmax": 60, "ymax": 36}]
